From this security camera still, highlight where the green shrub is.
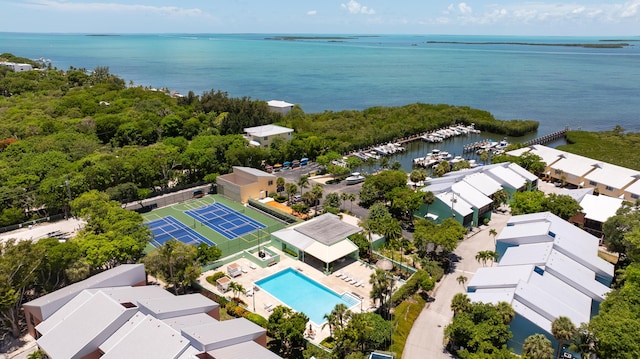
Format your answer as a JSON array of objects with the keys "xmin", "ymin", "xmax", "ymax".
[
  {"xmin": 390, "ymin": 293, "xmax": 427, "ymax": 357},
  {"xmin": 274, "ymin": 195, "xmax": 287, "ymax": 203},
  {"xmin": 225, "ymin": 300, "xmax": 237, "ymax": 312},
  {"xmin": 320, "ymin": 336, "xmax": 336, "ymax": 349},
  {"xmin": 206, "ymin": 271, "xmax": 226, "ymax": 285},
  {"xmin": 232, "ymin": 305, "xmax": 247, "ymax": 318},
  {"xmin": 391, "ymin": 270, "xmax": 432, "ymax": 306},
  {"xmin": 244, "ymin": 312, "xmax": 268, "ymax": 327}
]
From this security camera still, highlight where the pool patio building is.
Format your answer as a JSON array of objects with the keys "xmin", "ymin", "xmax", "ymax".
[{"xmin": 269, "ymin": 214, "xmax": 361, "ymax": 273}]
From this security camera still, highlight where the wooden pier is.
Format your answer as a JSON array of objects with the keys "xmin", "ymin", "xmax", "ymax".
[{"xmin": 523, "ymin": 128, "xmax": 569, "ymax": 146}]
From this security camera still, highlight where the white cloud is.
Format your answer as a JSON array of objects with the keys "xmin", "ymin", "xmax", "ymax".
[
  {"xmin": 341, "ymin": 0, "xmax": 375, "ymax": 15},
  {"xmin": 458, "ymin": 2, "xmax": 472, "ymax": 14},
  {"xmin": 307, "ymin": 10, "xmax": 317, "ymax": 16},
  {"xmin": 23, "ymin": 0, "xmax": 204, "ymax": 17},
  {"xmin": 437, "ymin": 0, "xmax": 640, "ymax": 26}
]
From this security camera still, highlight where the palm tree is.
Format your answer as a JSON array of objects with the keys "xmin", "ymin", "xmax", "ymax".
[
  {"xmin": 552, "ymin": 316, "xmax": 577, "ymax": 359},
  {"xmin": 423, "ymin": 191, "xmax": 436, "ymax": 215},
  {"xmin": 495, "ymin": 301, "xmax": 515, "ymax": 324},
  {"xmin": 276, "ymin": 176, "xmax": 285, "ymax": 195},
  {"xmin": 347, "ymin": 193, "xmax": 356, "ymax": 212},
  {"xmin": 228, "ymin": 282, "xmax": 245, "ymax": 300},
  {"xmin": 297, "ymin": 175, "xmax": 310, "ymax": 196},
  {"xmin": 311, "ymin": 184, "xmax": 324, "ymax": 214},
  {"xmin": 456, "ymin": 275, "xmax": 467, "ymax": 290},
  {"xmin": 569, "ymin": 323, "xmax": 596, "ymax": 359},
  {"xmin": 323, "ymin": 303, "xmax": 350, "ymax": 333},
  {"xmin": 285, "ymin": 183, "xmax": 297, "ymax": 203},
  {"xmin": 340, "ymin": 192, "xmax": 348, "ymax": 211},
  {"xmin": 486, "ymin": 250, "xmax": 499, "ymax": 266},
  {"xmin": 475, "ymin": 251, "xmax": 489, "ymax": 267},
  {"xmin": 450, "ymin": 293, "xmax": 471, "ymax": 315},
  {"xmin": 523, "ymin": 334, "xmax": 554, "ymax": 359},
  {"xmin": 369, "ymin": 269, "xmax": 392, "ymax": 319},
  {"xmin": 489, "ymin": 228, "xmax": 498, "ymax": 245}
]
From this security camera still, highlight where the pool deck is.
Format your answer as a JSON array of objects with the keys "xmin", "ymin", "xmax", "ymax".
[{"xmin": 198, "ymin": 246, "xmax": 377, "ymax": 345}]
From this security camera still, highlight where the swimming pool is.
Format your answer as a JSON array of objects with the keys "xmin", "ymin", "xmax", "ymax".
[{"xmin": 255, "ymin": 268, "xmax": 360, "ymax": 324}]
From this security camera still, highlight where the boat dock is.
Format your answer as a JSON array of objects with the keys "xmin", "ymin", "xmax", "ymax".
[{"xmin": 523, "ymin": 128, "xmax": 569, "ymax": 146}]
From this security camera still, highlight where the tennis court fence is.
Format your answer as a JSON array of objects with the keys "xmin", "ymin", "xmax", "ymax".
[{"xmin": 247, "ymin": 199, "xmax": 301, "ymax": 224}]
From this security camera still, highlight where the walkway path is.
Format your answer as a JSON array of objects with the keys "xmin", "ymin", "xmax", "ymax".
[{"xmin": 402, "ymin": 211, "xmax": 511, "ymax": 359}]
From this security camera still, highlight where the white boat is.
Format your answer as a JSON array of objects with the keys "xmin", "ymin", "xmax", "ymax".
[{"xmin": 345, "ymin": 172, "xmax": 366, "ymax": 185}]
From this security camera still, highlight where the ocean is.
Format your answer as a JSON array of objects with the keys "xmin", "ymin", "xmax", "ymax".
[{"xmin": 1, "ymin": 33, "xmax": 639, "ymax": 137}]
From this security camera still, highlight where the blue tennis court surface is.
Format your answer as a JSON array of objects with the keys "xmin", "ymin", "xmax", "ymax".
[
  {"xmin": 146, "ymin": 216, "xmax": 215, "ymax": 247},
  {"xmin": 186, "ymin": 203, "xmax": 266, "ymax": 240}
]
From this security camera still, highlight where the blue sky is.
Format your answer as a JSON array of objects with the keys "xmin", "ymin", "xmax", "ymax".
[{"xmin": 2, "ymin": 0, "xmax": 639, "ymax": 35}]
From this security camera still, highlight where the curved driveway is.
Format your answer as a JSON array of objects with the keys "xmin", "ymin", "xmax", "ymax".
[{"xmin": 402, "ymin": 211, "xmax": 511, "ymax": 359}]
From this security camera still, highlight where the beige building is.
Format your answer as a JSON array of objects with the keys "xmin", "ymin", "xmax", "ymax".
[
  {"xmin": 217, "ymin": 167, "xmax": 277, "ymax": 203},
  {"xmin": 243, "ymin": 124, "xmax": 293, "ymax": 148},
  {"xmin": 508, "ymin": 145, "xmax": 640, "ymax": 199}
]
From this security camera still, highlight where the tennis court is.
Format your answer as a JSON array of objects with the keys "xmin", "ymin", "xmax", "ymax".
[
  {"xmin": 147, "ymin": 216, "xmax": 216, "ymax": 247},
  {"xmin": 186, "ymin": 203, "xmax": 266, "ymax": 240}
]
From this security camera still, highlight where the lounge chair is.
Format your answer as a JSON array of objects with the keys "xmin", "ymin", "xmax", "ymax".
[
  {"xmin": 342, "ymin": 274, "xmax": 351, "ymax": 281},
  {"xmin": 245, "ymin": 289, "xmax": 253, "ymax": 297},
  {"xmin": 249, "ymin": 263, "xmax": 257, "ymax": 270},
  {"xmin": 264, "ymin": 303, "xmax": 274, "ymax": 312},
  {"xmin": 335, "ymin": 271, "xmax": 343, "ymax": 278}
]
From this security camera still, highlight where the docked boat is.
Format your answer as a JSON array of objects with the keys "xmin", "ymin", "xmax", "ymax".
[{"xmin": 345, "ymin": 172, "xmax": 366, "ymax": 185}]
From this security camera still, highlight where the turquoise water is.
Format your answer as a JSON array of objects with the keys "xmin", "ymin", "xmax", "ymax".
[
  {"xmin": 1, "ymin": 33, "xmax": 639, "ymax": 134},
  {"xmin": 255, "ymin": 267, "xmax": 360, "ymax": 324}
]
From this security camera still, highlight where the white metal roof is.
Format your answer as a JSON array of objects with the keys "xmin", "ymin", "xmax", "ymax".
[
  {"xmin": 463, "ymin": 172, "xmax": 502, "ymax": 196},
  {"xmin": 272, "ymin": 227, "xmax": 315, "ymax": 250},
  {"xmin": 36, "ymin": 291, "xmax": 137, "ymax": 359},
  {"xmin": 486, "ymin": 165, "xmax": 526, "ymax": 190},
  {"xmin": 545, "ymin": 250, "xmax": 611, "ymax": 301},
  {"xmin": 267, "ymin": 100, "xmax": 294, "ymax": 108},
  {"xmin": 467, "ymin": 265, "xmax": 534, "ymax": 290},
  {"xmin": 243, "ymin": 124, "xmax": 293, "ymax": 137},
  {"xmin": 181, "ymin": 318, "xmax": 265, "ymax": 352},
  {"xmin": 101, "ymin": 315, "xmax": 191, "ymax": 359},
  {"xmin": 451, "ymin": 181, "xmax": 492, "ymax": 209},
  {"xmin": 436, "ymin": 192, "xmax": 473, "ymax": 217},
  {"xmin": 89, "ymin": 285, "xmax": 173, "ymax": 305},
  {"xmin": 584, "ymin": 162, "xmax": 640, "ymax": 190},
  {"xmin": 507, "ymin": 163, "xmax": 539, "ymax": 181},
  {"xmin": 233, "ymin": 166, "xmax": 276, "ymax": 178},
  {"xmin": 99, "ymin": 312, "xmax": 147, "ymax": 354},
  {"xmin": 207, "ymin": 340, "xmax": 283, "ymax": 359},
  {"xmin": 625, "ymin": 179, "xmax": 640, "ymax": 196},
  {"xmin": 35, "ymin": 290, "xmax": 94, "ymax": 335},
  {"xmin": 498, "ymin": 243, "xmax": 553, "ymax": 266},
  {"xmin": 524, "ymin": 273, "xmax": 592, "ymax": 325},
  {"xmin": 163, "ymin": 313, "xmax": 218, "ymax": 331},
  {"xmin": 138, "ymin": 294, "xmax": 219, "ymax": 320},
  {"xmin": 497, "ymin": 221, "xmax": 551, "ymax": 245},
  {"xmin": 24, "ymin": 264, "xmax": 145, "ymax": 320},
  {"xmin": 549, "ymin": 154, "xmax": 596, "ymax": 178},
  {"xmin": 579, "ymin": 194, "xmax": 623, "ymax": 223},
  {"xmin": 467, "ymin": 289, "xmax": 515, "ymax": 305}
]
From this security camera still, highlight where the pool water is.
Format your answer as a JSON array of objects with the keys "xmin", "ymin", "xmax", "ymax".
[{"xmin": 255, "ymin": 268, "xmax": 360, "ymax": 324}]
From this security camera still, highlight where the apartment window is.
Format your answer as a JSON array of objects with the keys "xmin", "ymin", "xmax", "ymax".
[
  {"xmin": 605, "ymin": 186, "xmax": 614, "ymax": 191},
  {"xmin": 554, "ymin": 169, "xmax": 563, "ymax": 175},
  {"xmin": 268, "ymin": 180, "xmax": 273, "ymax": 186},
  {"xmin": 589, "ymin": 181, "xmax": 598, "ymax": 186},
  {"xmin": 263, "ymin": 136, "xmax": 268, "ymax": 140},
  {"xmin": 632, "ymin": 194, "xmax": 639, "ymax": 200}
]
